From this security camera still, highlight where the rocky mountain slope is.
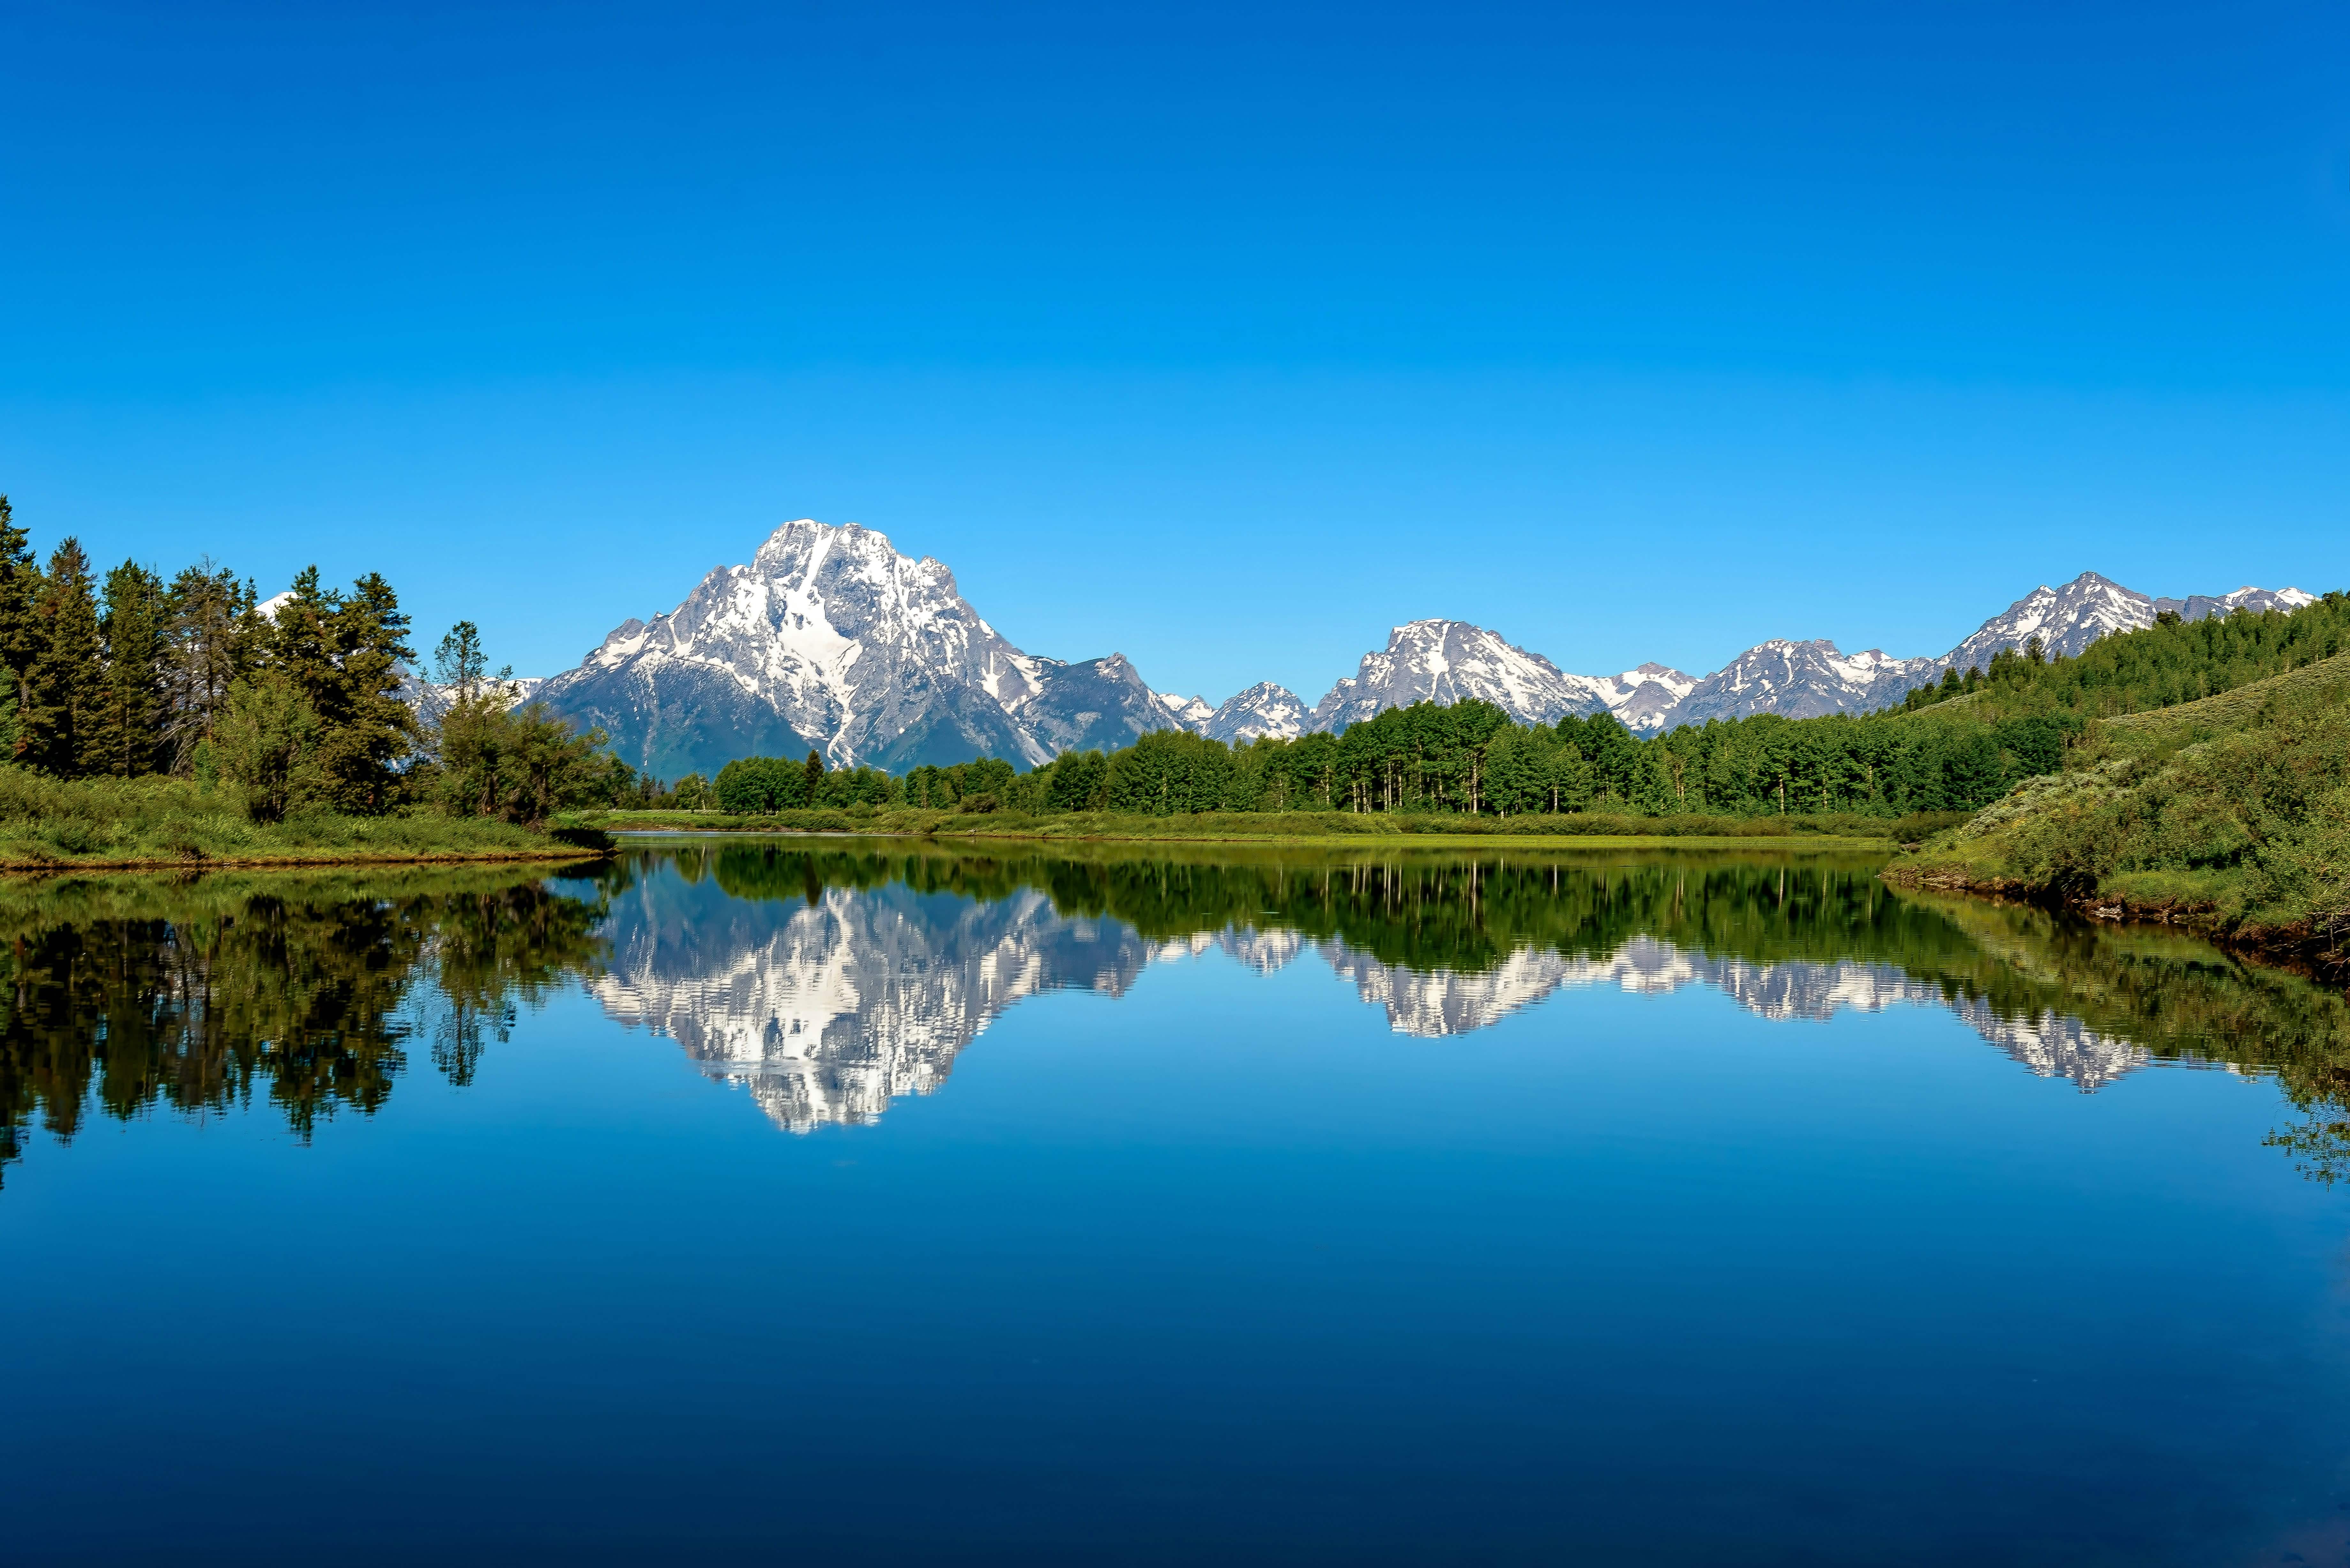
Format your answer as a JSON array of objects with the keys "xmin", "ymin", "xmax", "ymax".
[
  {"xmin": 1204, "ymin": 681, "xmax": 1311, "ymax": 744},
  {"xmin": 535, "ymin": 520, "xmax": 1175, "ymax": 779},
  {"xmin": 1306, "ymin": 620, "xmax": 1624, "ymax": 733},
  {"xmin": 521, "ymin": 518, "xmax": 2314, "ymax": 771},
  {"xmin": 1288, "ymin": 571, "xmax": 2313, "ymax": 736}
]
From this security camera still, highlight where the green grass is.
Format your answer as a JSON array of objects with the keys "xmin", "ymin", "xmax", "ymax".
[
  {"xmin": 585, "ymin": 804, "xmax": 1913, "ymax": 847},
  {"xmin": 1890, "ymin": 653, "xmax": 2350, "ymax": 965},
  {"xmin": 0, "ymin": 765, "xmax": 605, "ymax": 871}
]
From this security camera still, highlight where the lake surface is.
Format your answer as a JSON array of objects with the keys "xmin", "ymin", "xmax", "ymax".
[{"xmin": 7, "ymin": 838, "xmax": 2350, "ymax": 1565}]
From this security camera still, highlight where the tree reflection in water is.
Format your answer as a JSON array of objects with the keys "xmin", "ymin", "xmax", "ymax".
[
  {"xmin": 6, "ymin": 841, "xmax": 2349, "ymax": 1185},
  {"xmin": 0, "ymin": 866, "xmax": 607, "ymax": 1185}
]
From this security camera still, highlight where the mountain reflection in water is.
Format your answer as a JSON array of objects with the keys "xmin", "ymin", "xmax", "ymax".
[{"xmin": 6, "ymin": 840, "xmax": 2350, "ymax": 1181}]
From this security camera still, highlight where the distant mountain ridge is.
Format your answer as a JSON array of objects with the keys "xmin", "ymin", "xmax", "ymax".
[{"xmin": 528, "ymin": 520, "xmax": 2316, "ymax": 773}]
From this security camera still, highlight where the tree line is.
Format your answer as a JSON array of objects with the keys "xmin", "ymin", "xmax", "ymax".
[
  {"xmin": 0, "ymin": 496, "xmax": 643, "ymax": 825},
  {"xmin": 706, "ymin": 591, "xmax": 2344, "ymax": 822}
]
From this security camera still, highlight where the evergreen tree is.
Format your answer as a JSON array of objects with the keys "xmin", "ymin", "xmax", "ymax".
[
  {"xmin": 0, "ymin": 495, "xmax": 42, "ymax": 755},
  {"xmin": 434, "ymin": 621, "xmax": 489, "ymax": 704},
  {"xmin": 96, "ymin": 560, "xmax": 168, "ymax": 777},
  {"xmin": 161, "ymin": 560, "xmax": 257, "ymax": 771},
  {"xmin": 20, "ymin": 540, "xmax": 106, "ymax": 775},
  {"xmin": 318, "ymin": 571, "xmax": 417, "ymax": 813}
]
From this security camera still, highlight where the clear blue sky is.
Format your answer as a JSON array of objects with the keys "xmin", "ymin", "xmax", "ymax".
[{"xmin": 4, "ymin": 0, "xmax": 2347, "ymax": 701}]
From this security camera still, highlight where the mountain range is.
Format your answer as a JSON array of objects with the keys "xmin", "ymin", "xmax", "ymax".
[{"xmin": 528, "ymin": 517, "xmax": 2314, "ymax": 778}]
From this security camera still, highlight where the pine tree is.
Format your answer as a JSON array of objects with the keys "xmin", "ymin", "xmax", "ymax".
[
  {"xmin": 319, "ymin": 571, "xmax": 417, "ymax": 813},
  {"xmin": 161, "ymin": 561, "xmax": 257, "ymax": 771},
  {"xmin": 97, "ymin": 559, "xmax": 168, "ymax": 776},
  {"xmin": 263, "ymin": 565, "xmax": 340, "ymax": 717},
  {"xmin": 21, "ymin": 539, "xmax": 107, "ymax": 775},
  {"xmin": 0, "ymin": 495, "xmax": 42, "ymax": 755}
]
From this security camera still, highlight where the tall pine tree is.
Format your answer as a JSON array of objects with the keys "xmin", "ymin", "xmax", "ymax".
[
  {"xmin": 319, "ymin": 570, "xmax": 417, "ymax": 813},
  {"xmin": 97, "ymin": 560, "xmax": 168, "ymax": 776},
  {"xmin": 162, "ymin": 560, "xmax": 257, "ymax": 771},
  {"xmin": 0, "ymin": 495, "xmax": 42, "ymax": 757},
  {"xmin": 21, "ymin": 539, "xmax": 107, "ymax": 775}
]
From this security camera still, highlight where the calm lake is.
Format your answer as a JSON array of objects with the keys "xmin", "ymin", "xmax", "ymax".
[{"xmin": 6, "ymin": 838, "xmax": 2350, "ymax": 1565}]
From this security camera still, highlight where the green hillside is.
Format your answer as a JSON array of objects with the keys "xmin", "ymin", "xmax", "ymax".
[{"xmin": 1890, "ymin": 650, "xmax": 2350, "ymax": 968}]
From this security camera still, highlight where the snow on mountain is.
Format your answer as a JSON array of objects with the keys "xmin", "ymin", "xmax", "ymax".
[
  {"xmin": 1308, "ymin": 620, "xmax": 1618, "ymax": 733},
  {"xmin": 1205, "ymin": 682, "xmax": 1310, "ymax": 744},
  {"xmin": 1936, "ymin": 572, "xmax": 2315, "ymax": 676},
  {"xmin": 1938, "ymin": 571, "xmax": 2158, "ymax": 672},
  {"xmin": 1154, "ymin": 690, "xmax": 1215, "ymax": 732},
  {"xmin": 535, "ymin": 519, "xmax": 1178, "ymax": 780},
  {"xmin": 401, "ymin": 674, "xmax": 546, "ymax": 737},
  {"xmin": 1008, "ymin": 653, "xmax": 1190, "ymax": 757},
  {"xmin": 533, "ymin": 523, "xmax": 2320, "ymax": 774},
  {"xmin": 1585, "ymin": 662, "xmax": 1699, "ymax": 732},
  {"xmin": 1662, "ymin": 640, "xmax": 1939, "ymax": 727},
  {"xmin": 2160, "ymin": 584, "xmax": 2316, "ymax": 622}
]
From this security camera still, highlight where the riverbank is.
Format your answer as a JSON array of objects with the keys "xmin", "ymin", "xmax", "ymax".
[
  {"xmin": 583, "ymin": 804, "xmax": 1930, "ymax": 848},
  {"xmin": 1885, "ymin": 652, "xmax": 2350, "ymax": 980},
  {"xmin": 0, "ymin": 765, "xmax": 610, "ymax": 872}
]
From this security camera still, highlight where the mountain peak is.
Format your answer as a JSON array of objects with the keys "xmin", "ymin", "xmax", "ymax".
[{"xmin": 537, "ymin": 519, "xmax": 1178, "ymax": 779}]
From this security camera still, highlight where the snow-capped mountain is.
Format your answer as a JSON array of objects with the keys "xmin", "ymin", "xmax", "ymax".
[
  {"xmin": 2158, "ymin": 584, "xmax": 2315, "ymax": 623},
  {"xmin": 531, "ymin": 521, "xmax": 2320, "ymax": 773},
  {"xmin": 535, "ymin": 520, "xmax": 1179, "ymax": 779},
  {"xmin": 1205, "ymin": 682, "xmax": 1310, "ymax": 744},
  {"xmin": 1155, "ymin": 690, "xmax": 1215, "ymax": 731},
  {"xmin": 1939, "ymin": 571, "xmax": 2315, "ymax": 675},
  {"xmin": 1663, "ymin": 641, "xmax": 1939, "ymax": 727},
  {"xmin": 1307, "ymin": 620, "xmax": 1619, "ymax": 732},
  {"xmin": 1278, "ymin": 571, "xmax": 2313, "ymax": 737},
  {"xmin": 1587, "ymin": 663, "xmax": 1698, "ymax": 732}
]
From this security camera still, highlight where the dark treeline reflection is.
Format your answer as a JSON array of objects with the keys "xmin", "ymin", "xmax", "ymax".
[
  {"xmin": 664, "ymin": 840, "xmax": 2350, "ymax": 1179},
  {"xmin": 0, "ymin": 867, "xmax": 606, "ymax": 1186}
]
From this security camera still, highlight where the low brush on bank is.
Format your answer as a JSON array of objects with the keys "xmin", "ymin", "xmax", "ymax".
[
  {"xmin": 1888, "ymin": 651, "xmax": 2350, "ymax": 971},
  {"xmin": 0, "ymin": 766, "xmax": 611, "ymax": 871},
  {"xmin": 584, "ymin": 805, "xmax": 1951, "ymax": 846}
]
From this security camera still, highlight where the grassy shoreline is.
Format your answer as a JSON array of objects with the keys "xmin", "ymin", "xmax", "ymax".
[
  {"xmin": 582, "ymin": 804, "xmax": 1907, "ymax": 849},
  {"xmin": 0, "ymin": 764, "xmax": 612, "ymax": 873},
  {"xmin": 1884, "ymin": 652, "xmax": 2350, "ymax": 982}
]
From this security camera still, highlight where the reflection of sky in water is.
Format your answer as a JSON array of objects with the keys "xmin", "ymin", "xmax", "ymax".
[{"xmin": 590, "ymin": 871, "xmax": 2155, "ymax": 1135}]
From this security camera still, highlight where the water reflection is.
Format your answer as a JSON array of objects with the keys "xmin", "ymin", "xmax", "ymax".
[
  {"xmin": 586, "ymin": 844, "xmax": 2253, "ymax": 1130},
  {"xmin": 6, "ymin": 841, "xmax": 2350, "ymax": 1184},
  {"xmin": 0, "ymin": 867, "xmax": 605, "ymax": 1185}
]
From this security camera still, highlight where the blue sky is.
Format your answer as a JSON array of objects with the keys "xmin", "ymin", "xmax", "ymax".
[{"xmin": 4, "ymin": 0, "xmax": 2347, "ymax": 701}]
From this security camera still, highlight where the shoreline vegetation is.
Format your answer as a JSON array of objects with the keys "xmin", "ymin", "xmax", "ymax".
[
  {"xmin": 1887, "ymin": 648, "xmax": 2350, "ymax": 980},
  {"xmin": 0, "ymin": 766, "xmax": 613, "ymax": 871},
  {"xmin": 580, "ymin": 804, "xmax": 1926, "ymax": 847},
  {"xmin": 0, "ymin": 497, "xmax": 661, "ymax": 871}
]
